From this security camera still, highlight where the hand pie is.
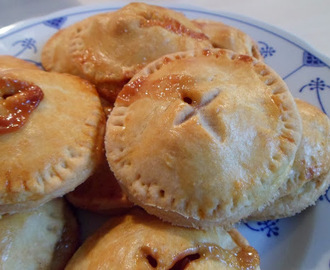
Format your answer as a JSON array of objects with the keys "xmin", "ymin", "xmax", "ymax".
[
  {"xmin": 0, "ymin": 198, "xmax": 79, "ymax": 270},
  {"xmin": 193, "ymin": 19, "xmax": 262, "ymax": 60},
  {"xmin": 65, "ymin": 209, "xmax": 260, "ymax": 270},
  {"xmin": 41, "ymin": 2, "xmax": 213, "ymax": 103},
  {"xmin": 105, "ymin": 48, "xmax": 302, "ymax": 228},
  {"xmin": 66, "ymin": 150, "xmax": 133, "ymax": 215},
  {"xmin": 0, "ymin": 61, "xmax": 105, "ymax": 215},
  {"xmin": 249, "ymin": 99, "xmax": 330, "ymax": 220}
]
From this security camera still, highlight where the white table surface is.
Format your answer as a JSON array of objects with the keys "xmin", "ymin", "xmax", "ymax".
[{"xmin": 1, "ymin": 0, "xmax": 330, "ymax": 60}]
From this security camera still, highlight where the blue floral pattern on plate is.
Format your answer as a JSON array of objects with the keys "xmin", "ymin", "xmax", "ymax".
[
  {"xmin": 12, "ymin": 38, "xmax": 37, "ymax": 57},
  {"xmin": 244, "ymin": 220, "xmax": 280, "ymax": 237},
  {"xmin": 319, "ymin": 187, "xmax": 330, "ymax": 203},
  {"xmin": 0, "ymin": 5, "xmax": 329, "ymax": 270},
  {"xmin": 303, "ymin": 51, "xmax": 326, "ymax": 67},
  {"xmin": 299, "ymin": 77, "xmax": 330, "ymax": 114},
  {"xmin": 258, "ymin": 41, "xmax": 276, "ymax": 58},
  {"xmin": 43, "ymin": 16, "xmax": 67, "ymax": 29},
  {"xmin": 283, "ymin": 51, "xmax": 328, "ymax": 80}
]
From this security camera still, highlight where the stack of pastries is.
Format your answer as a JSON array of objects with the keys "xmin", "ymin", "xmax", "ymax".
[{"xmin": 0, "ymin": 2, "xmax": 328, "ymax": 269}]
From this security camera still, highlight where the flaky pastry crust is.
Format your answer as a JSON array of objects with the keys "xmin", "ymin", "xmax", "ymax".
[
  {"xmin": 193, "ymin": 19, "xmax": 262, "ymax": 60},
  {"xmin": 0, "ymin": 55, "xmax": 41, "ymax": 71}
]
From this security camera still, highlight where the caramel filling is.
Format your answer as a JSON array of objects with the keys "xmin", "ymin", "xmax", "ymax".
[
  {"xmin": 142, "ymin": 243, "xmax": 260, "ymax": 269},
  {"xmin": 117, "ymin": 73, "xmax": 197, "ymax": 106},
  {"xmin": 0, "ymin": 78, "xmax": 44, "ymax": 134}
]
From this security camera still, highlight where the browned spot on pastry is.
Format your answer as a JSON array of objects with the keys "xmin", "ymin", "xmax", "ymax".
[
  {"xmin": 141, "ymin": 16, "xmax": 209, "ymax": 41},
  {"xmin": 202, "ymin": 48, "xmax": 212, "ymax": 56},
  {"xmin": 203, "ymin": 48, "xmax": 240, "ymax": 60},
  {"xmin": 304, "ymin": 164, "xmax": 322, "ymax": 180},
  {"xmin": 0, "ymin": 77, "xmax": 43, "ymax": 134},
  {"xmin": 280, "ymin": 134, "xmax": 295, "ymax": 143},
  {"xmin": 163, "ymin": 56, "xmax": 174, "ymax": 65},
  {"xmin": 236, "ymin": 54, "xmax": 253, "ymax": 63},
  {"xmin": 270, "ymin": 94, "xmax": 284, "ymax": 110},
  {"xmin": 251, "ymin": 45, "xmax": 260, "ymax": 59}
]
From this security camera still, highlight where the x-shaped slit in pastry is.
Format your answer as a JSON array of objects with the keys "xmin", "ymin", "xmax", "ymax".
[{"xmin": 174, "ymin": 88, "xmax": 220, "ymax": 126}]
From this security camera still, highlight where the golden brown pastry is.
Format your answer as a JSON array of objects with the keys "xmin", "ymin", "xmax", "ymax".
[
  {"xmin": 0, "ymin": 198, "xmax": 79, "ymax": 270},
  {"xmin": 41, "ymin": 2, "xmax": 213, "ymax": 103},
  {"xmin": 193, "ymin": 19, "xmax": 262, "ymax": 60},
  {"xmin": 0, "ymin": 60, "xmax": 105, "ymax": 215},
  {"xmin": 66, "ymin": 151, "xmax": 133, "ymax": 215},
  {"xmin": 66, "ymin": 99, "xmax": 132, "ymax": 214},
  {"xmin": 105, "ymin": 48, "xmax": 302, "ymax": 228},
  {"xmin": 65, "ymin": 209, "xmax": 260, "ymax": 270},
  {"xmin": 249, "ymin": 99, "xmax": 330, "ymax": 220},
  {"xmin": 0, "ymin": 55, "xmax": 40, "ymax": 71}
]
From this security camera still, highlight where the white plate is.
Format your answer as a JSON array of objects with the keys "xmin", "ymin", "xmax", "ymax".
[{"xmin": 0, "ymin": 3, "xmax": 329, "ymax": 270}]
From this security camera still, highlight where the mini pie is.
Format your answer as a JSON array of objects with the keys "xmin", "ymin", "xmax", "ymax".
[
  {"xmin": 0, "ymin": 198, "xmax": 79, "ymax": 270},
  {"xmin": 41, "ymin": 2, "xmax": 213, "ymax": 103},
  {"xmin": 105, "ymin": 48, "xmax": 302, "ymax": 228},
  {"xmin": 0, "ymin": 63, "xmax": 105, "ymax": 215},
  {"xmin": 193, "ymin": 19, "xmax": 262, "ymax": 60},
  {"xmin": 65, "ymin": 209, "xmax": 260, "ymax": 270},
  {"xmin": 66, "ymin": 150, "xmax": 134, "ymax": 215},
  {"xmin": 249, "ymin": 99, "xmax": 330, "ymax": 220}
]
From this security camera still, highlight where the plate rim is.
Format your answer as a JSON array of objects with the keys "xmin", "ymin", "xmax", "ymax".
[{"xmin": 0, "ymin": 1, "xmax": 330, "ymax": 67}]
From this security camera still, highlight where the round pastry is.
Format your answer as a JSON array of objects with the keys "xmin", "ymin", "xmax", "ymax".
[
  {"xmin": 66, "ymin": 151, "xmax": 134, "ymax": 215},
  {"xmin": 65, "ymin": 209, "xmax": 260, "ymax": 270},
  {"xmin": 0, "ymin": 198, "xmax": 79, "ymax": 270},
  {"xmin": 105, "ymin": 48, "xmax": 302, "ymax": 228},
  {"xmin": 41, "ymin": 2, "xmax": 213, "ymax": 103},
  {"xmin": 0, "ymin": 63, "xmax": 105, "ymax": 215},
  {"xmin": 0, "ymin": 55, "xmax": 40, "ymax": 71},
  {"xmin": 249, "ymin": 99, "xmax": 330, "ymax": 220},
  {"xmin": 193, "ymin": 19, "xmax": 262, "ymax": 60}
]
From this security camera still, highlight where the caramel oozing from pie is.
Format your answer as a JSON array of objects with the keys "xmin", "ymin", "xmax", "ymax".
[
  {"xmin": 141, "ymin": 243, "xmax": 260, "ymax": 269},
  {"xmin": 0, "ymin": 78, "xmax": 44, "ymax": 134},
  {"xmin": 117, "ymin": 74, "xmax": 197, "ymax": 106}
]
